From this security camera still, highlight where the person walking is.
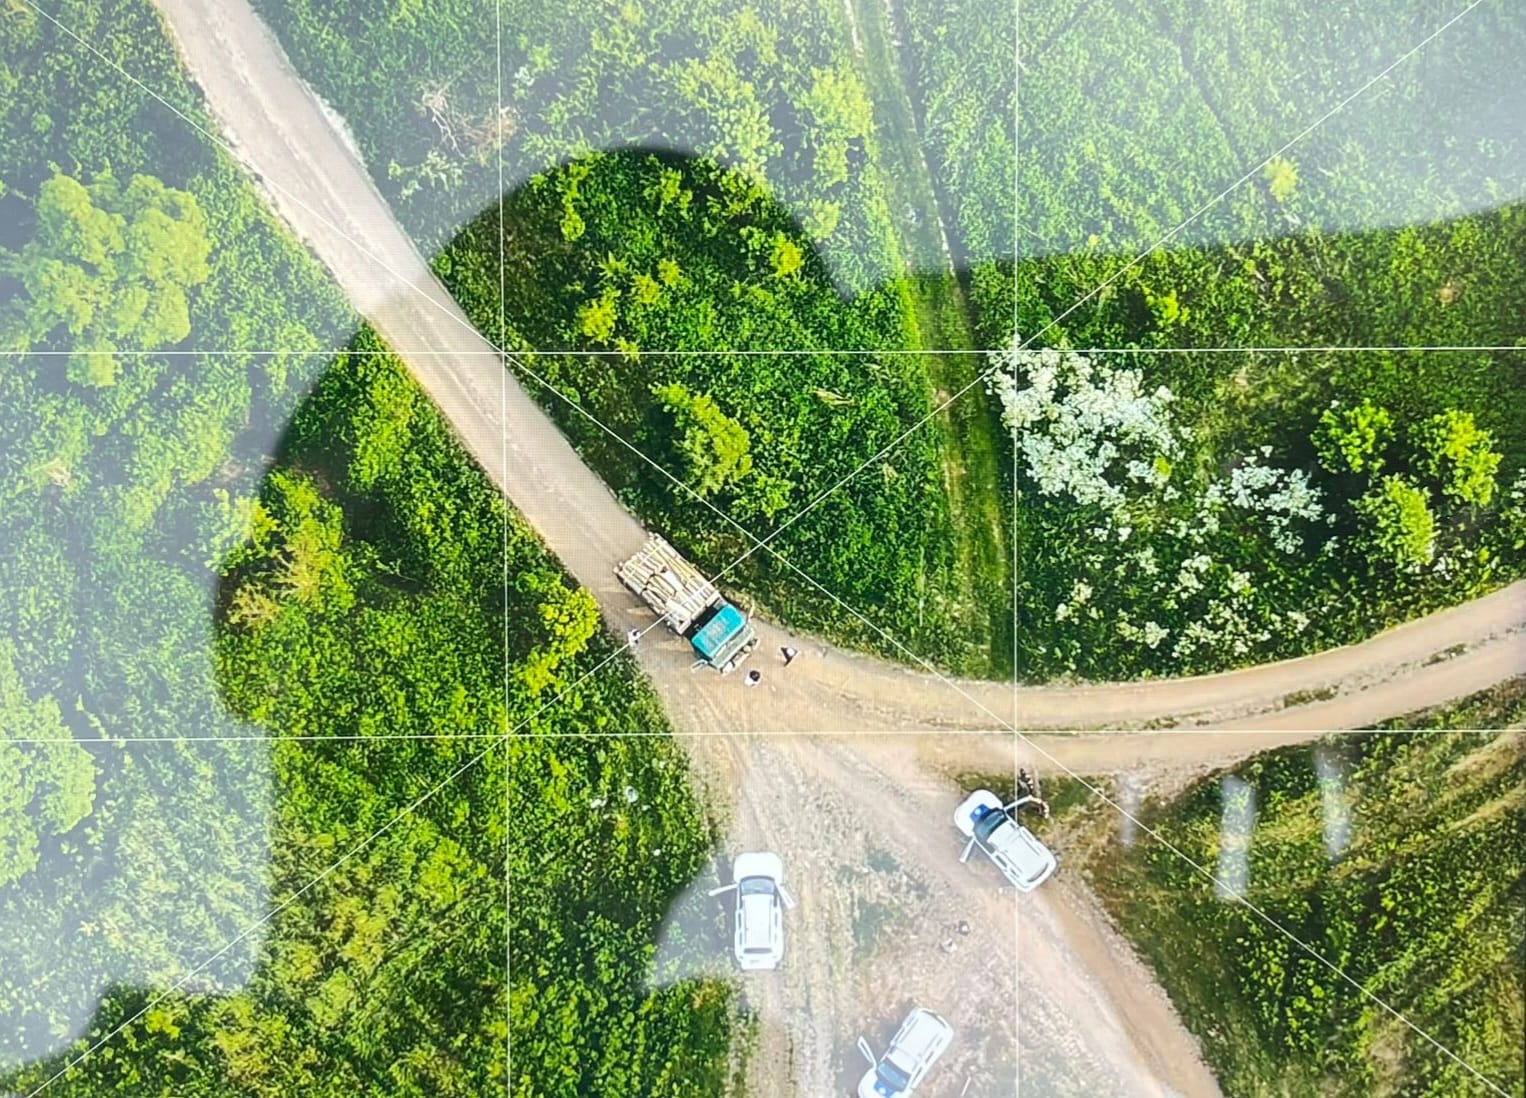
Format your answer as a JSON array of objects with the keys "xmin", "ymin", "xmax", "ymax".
[
  {"xmin": 780, "ymin": 646, "xmax": 798, "ymax": 666},
  {"xmin": 627, "ymin": 627, "xmax": 641, "ymax": 650}
]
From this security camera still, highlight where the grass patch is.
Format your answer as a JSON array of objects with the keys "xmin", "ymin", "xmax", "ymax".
[{"xmin": 1073, "ymin": 683, "xmax": 1526, "ymax": 1097}]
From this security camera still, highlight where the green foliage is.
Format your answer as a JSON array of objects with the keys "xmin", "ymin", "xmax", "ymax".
[
  {"xmin": 898, "ymin": 0, "xmax": 1015, "ymax": 342},
  {"xmin": 770, "ymin": 233, "xmax": 804, "ymax": 278},
  {"xmin": 1087, "ymin": 712, "xmax": 1526, "ymax": 1098},
  {"xmin": 2, "ymin": 337, "xmax": 736, "ymax": 1097},
  {"xmin": 668, "ymin": 55, "xmax": 779, "ymax": 185},
  {"xmin": 437, "ymin": 150, "xmax": 980, "ymax": 672},
  {"xmin": 1, "ymin": 171, "xmax": 210, "ymax": 385},
  {"xmin": 1, "ymin": 4, "xmax": 729, "ymax": 1090},
  {"xmin": 653, "ymin": 380, "xmax": 754, "ymax": 498},
  {"xmin": 253, "ymin": 0, "xmax": 897, "ymax": 298},
  {"xmin": 1355, "ymin": 475, "xmax": 1437, "ymax": 571},
  {"xmin": 1413, "ymin": 409, "xmax": 1502, "ymax": 507},
  {"xmin": 1314, "ymin": 398, "xmax": 1394, "ymax": 475},
  {"xmin": 799, "ymin": 64, "xmax": 873, "ymax": 188},
  {"xmin": 577, "ymin": 290, "xmax": 618, "ymax": 342},
  {"xmin": 0, "ymin": 640, "xmax": 96, "ymax": 889},
  {"xmin": 250, "ymin": 0, "xmax": 1524, "ymax": 693},
  {"xmin": 1263, "ymin": 156, "xmax": 1298, "ymax": 203}
]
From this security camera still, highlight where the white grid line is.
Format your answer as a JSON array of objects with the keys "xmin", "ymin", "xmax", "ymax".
[
  {"xmin": 1011, "ymin": 0, "xmax": 1023, "ymax": 1086},
  {"xmin": 1013, "ymin": 0, "xmax": 1491, "ymax": 354},
  {"xmin": 20, "ymin": 735, "xmax": 507, "ymax": 1096},
  {"xmin": 718, "ymin": 0, "xmax": 1505, "ymax": 586},
  {"xmin": 5, "ymin": 726, "xmax": 1516, "ymax": 745},
  {"xmin": 1054, "ymin": 746, "xmax": 1516, "ymax": 1098},
  {"xmin": 5, "ymin": 344, "xmax": 1522, "ymax": 356},
  {"xmin": 496, "ymin": 0, "xmax": 513, "ymax": 1089},
  {"xmin": 20, "ymin": 585, "xmax": 654, "ymax": 1095}
]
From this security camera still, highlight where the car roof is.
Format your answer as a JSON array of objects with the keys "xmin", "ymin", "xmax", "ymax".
[
  {"xmin": 890, "ymin": 1009, "xmax": 950, "ymax": 1064},
  {"xmin": 740, "ymin": 892, "xmax": 777, "ymax": 948},
  {"xmin": 983, "ymin": 818, "xmax": 1056, "ymax": 884}
]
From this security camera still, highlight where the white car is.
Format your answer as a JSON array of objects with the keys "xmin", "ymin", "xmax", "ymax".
[
  {"xmin": 709, "ymin": 852, "xmax": 792, "ymax": 970},
  {"xmin": 856, "ymin": 1007, "xmax": 954, "ymax": 1098},
  {"xmin": 954, "ymin": 788, "xmax": 1057, "ymax": 891}
]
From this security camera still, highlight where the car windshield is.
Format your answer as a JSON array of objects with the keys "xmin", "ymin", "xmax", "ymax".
[
  {"xmin": 738, "ymin": 876, "xmax": 774, "ymax": 895},
  {"xmin": 875, "ymin": 1060, "xmax": 912, "ymax": 1093}
]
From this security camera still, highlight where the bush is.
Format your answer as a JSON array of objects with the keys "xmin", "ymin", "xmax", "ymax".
[{"xmin": 1356, "ymin": 475, "xmax": 1436, "ymax": 571}]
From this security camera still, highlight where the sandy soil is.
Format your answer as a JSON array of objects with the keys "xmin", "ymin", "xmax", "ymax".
[
  {"xmin": 144, "ymin": 1, "xmax": 1525, "ymax": 1093},
  {"xmin": 697, "ymin": 732, "xmax": 1225, "ymax": 1098}
]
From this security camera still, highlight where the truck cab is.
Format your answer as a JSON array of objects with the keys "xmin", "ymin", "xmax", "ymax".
[{"xmin": 687, "ymin": 602, "xmax": 756, "ymax": 674}]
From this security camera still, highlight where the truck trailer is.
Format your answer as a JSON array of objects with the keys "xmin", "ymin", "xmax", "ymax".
[{"xmin": 615, "ymin": 535, "xmax": 760, "ymax": 674}]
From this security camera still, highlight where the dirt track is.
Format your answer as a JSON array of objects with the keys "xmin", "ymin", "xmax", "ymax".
[
  {"xmin": 142, "ymin": 1, "xmax": 1525, "ymax": 1094},
  {"xmin": 147, "ymin": 0, "xmax": 1524, "ymax": 743}
]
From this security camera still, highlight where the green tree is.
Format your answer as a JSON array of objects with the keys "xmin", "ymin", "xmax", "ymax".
[
  {"xmin": 1313, "ymin": 398, "xmax": 1394, "ymax": 475},
  {"xmin": 0, "ymin": 171, "xmax": 210, "ymax": 386},
  {"xmin": 515, "ymin": 572, "xmax": 600, "ymax": 695},
  {"xmin": 0, "ymin": 639, "xmax": 97, "ymax": 889},
  {"xmin": 770, "ymin": 232, "xmax": 804, "ymax": 278},
  {"xmin": 652, "ymin": 381, "xmax": 753, "ymax": 498},
  {"xmin": 1263, "ymin": 156, "xmax": 1298, "ymax": 203},
  {"xmin": 577, "ymin": 291, "xmax": 619, "ymax": 343},
  {"xmin": 799, "ymin": 65, "xmax": 873, "ymax": 189},
  {"xmin": 1356, "ymin": 475, "xmax": 1436, "ymax": 571},
  {"xmin": 1412, "ymin": 409, "xmax": 1502, "ymax": 507},
  {"xmin": 667, "ymin": 56, "xmax": 778, "ymax": 184}
]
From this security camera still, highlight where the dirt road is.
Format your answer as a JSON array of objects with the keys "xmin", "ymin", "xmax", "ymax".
[
  {"xmin": 141, "ymin": 0, "xmax": 1524, "ymax": 1094},
  {"xmin": 692, "ymin": 732, "xmax": 1228, "ymax": 1098},
  {"xmin": 148, "ymin": 0, "xmax": 1523, "ymax": 741}
]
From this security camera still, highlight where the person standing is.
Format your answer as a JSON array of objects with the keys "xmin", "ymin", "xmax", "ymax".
[
  {"xmin": 627, "ymin": 627, "xmax": 641, "ymax": 650},
  {"xmin": 744, "ymin": 668, "xmax": 762, "ymax": 687},
  {"xmin": 780, "ymin": 646, "xmax": 798, "ymax": 666}
]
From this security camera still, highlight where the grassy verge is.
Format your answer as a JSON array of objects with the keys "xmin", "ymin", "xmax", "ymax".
[
  {"xmin": 846, "ymin": 0, "xmax": 1014, "ymax": 676},
  {"xmin": 1062, "ymin": 682, "xmax": 1526, "ymax": 1098}
]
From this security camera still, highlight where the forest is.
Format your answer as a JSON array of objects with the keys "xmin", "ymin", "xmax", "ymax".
[
  {"xmin": 250, "ymin": 0, "xmax": 1021, "ymax": 676},
  {"xmin": 1, "ymin": 3, "xmax": 733, "ymax": 1094},
  {"xmin": 3, "ymin": 0, "xmax": 1524, "ymax": 1092},
  {"xmin": 439, "ymin": 149, "xmax": 994, "ymax": 671},
  {"xmin": 254, "ymin": 0, "xmax": 1526, "ymax": 683},
  {"xmin": 1057, "ymin": 682, "xmax": 1526, "ymax": 1098}
]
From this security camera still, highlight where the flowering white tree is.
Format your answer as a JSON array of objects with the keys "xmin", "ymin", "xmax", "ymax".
[
  {"xmin": 991, "ymin": 341, "xmax": 1334, "ymax": 675},
  {"xmin": 1203, "ymin": 451, "xmax": 1329, "ymax": 553},
  {"xmin": 989, "ymin": 345, "xmax": 1180, "ymax": 518}
]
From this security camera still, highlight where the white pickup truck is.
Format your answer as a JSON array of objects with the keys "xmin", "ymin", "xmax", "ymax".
[{"xmin": 954, "ymin": 787, "xmax": 1057, "ymax": 892}]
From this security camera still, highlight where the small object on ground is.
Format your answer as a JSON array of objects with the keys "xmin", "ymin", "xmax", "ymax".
[
  {"xmin": 626, "ymin": 627, "xmax": 641, "ymax": 649},
  {"xmin": 745, "ymin": 669, "xmax": 762, "ymax": 687},
  {"xmin": 781, "ymin": 646, "xmax": 798, "ymax": 665},
  {"xmin": 956, "ymin": 920, "xmax": 970, "ymax": 936}
]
